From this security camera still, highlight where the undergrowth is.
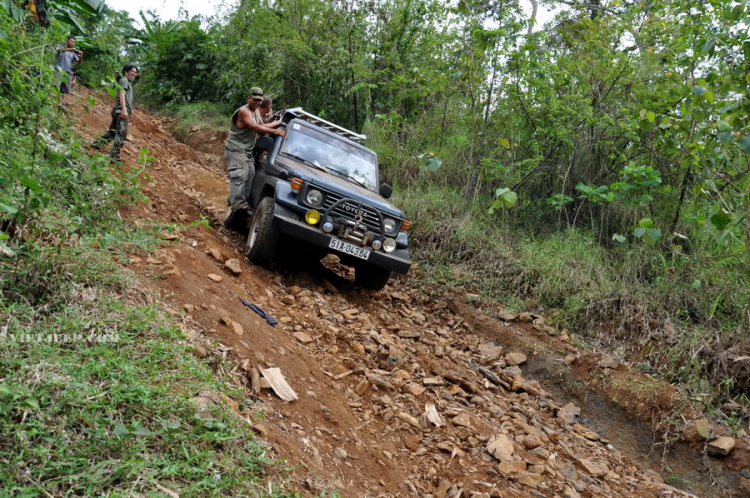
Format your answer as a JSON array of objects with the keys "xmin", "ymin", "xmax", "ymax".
[
  {"xmin": 0, "ymin": 21, "xmax": 295, "ymax": 497},
  {"xmin": 395, "ymin": 185, "xmax": 749, "ymax": 410},
  {"xmin": 167, "ymin": 101, "xmax": 231, "ymax": 133}
]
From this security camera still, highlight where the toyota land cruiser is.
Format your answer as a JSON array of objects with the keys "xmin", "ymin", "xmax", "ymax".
[{"xmin": 239, "ymin": 108, "xmax": 411, "ymax": 290}]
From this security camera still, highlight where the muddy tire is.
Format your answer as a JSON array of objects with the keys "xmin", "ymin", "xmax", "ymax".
[
  {"xmin": 245, "ymin": 197, "xmax": 278, "ymax": 265},
  {"xmin": 354, "ymin": 264, "xmax": 391, "ymax": 290}
]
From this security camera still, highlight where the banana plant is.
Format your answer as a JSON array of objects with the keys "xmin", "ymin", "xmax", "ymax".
[{"xmin": 2, "ymin": 0, "xmax": 105, "ymax": 32}]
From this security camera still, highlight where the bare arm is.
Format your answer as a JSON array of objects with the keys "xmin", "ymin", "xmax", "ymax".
[
  {"xmin": 237, "ymin": 108, "xmax": 284, "ymax": 136},
  {"xmin": 265, "ymin": 119, "xmax": 283, "ymax": 129},
  {"xmin": 119, "ymin": 88, "xmax": 128, "ymax": 120}
]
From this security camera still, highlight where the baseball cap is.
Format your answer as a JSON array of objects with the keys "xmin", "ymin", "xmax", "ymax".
[{"xmin": 249, "ymin": 87, "xmax": 264, "ymax": 97}]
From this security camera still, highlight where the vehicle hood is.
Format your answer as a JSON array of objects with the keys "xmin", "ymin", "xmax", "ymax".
[{"xmin": 279, "ymin": 159, "xmax": 404, "ymax": 217}]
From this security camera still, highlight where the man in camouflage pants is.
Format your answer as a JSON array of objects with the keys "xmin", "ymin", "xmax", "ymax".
[
  {"xmin": 223, "ymin": 87, "xmax": 284, "ymax": 227},
  {"xmin": 94, "ymin": 64, "xmax": 138, "ymax": 161}
]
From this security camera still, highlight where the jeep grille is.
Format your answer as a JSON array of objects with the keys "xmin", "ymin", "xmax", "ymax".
[{"xmin": 313, "ymin": 188, "xmax": 391, "ymax": 235}]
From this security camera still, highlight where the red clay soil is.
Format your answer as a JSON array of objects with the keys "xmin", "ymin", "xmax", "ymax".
[{"xmin": 67, "ymin": 89, "xmax": 749, "ymax": 498}]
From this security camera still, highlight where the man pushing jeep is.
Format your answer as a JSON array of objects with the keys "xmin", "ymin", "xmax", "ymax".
[{"xmin": 223, "ymin": 87, "xmax": 285, "ymax": 227}]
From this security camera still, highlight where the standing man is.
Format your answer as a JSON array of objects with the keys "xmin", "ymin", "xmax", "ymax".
[
  {"xmin": 55, "ymin": 36, "xmax": 82, "ymax": 94},
  {"xmin": 93, "ymin": 65, "xmax": 138, "ymax": 162},
  {"xmin": 223, "ymin": 87, "xmax": 285, "ymax": 227}
]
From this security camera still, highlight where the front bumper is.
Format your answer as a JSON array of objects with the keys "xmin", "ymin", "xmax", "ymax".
[{"xmin": 272, "ymin": 203, "xmax": 411, "ymax": 274}]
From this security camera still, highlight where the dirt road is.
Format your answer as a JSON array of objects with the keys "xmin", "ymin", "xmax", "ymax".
[{"xmin": 70, "ymin": 90, "xmax": 749, "ymax": 497}]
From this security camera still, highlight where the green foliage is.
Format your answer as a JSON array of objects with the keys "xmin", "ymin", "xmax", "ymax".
[
  {"xmin": 169, "ymin": 100, "xmax": 232, "ymax": 132},
  {"xmin": 489, "ymin": 188, "xmax": 517, "ymax": 212},
  {"xmin": 2, "ymin": 0, "xmax": 104, "ymax": 31},
  {"xmin": 0, "ymin": 20, "xmax": 143, "ymax": 299},
  {"xmin": 134, "ymin": 13, "xmax": 226, "ymax": 105},
  {"xmin": 0, "ymin": 21, "xmax": 295, "ymax": 496},
  {"xmin": 418, "ymin": 152, "xmax": 443, "ymax": 171},
  {"xmin": 72, "ymin": 9, "xmax": 138, "ymax": 88}
]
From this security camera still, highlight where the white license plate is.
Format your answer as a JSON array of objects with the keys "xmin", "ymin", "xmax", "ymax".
[{"xmin": 329, "ymin": 239, "xmax": 371, "ymax": 260}]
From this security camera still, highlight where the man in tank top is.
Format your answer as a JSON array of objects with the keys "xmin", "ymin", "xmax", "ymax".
[{"xmin": 223, "ymin": 87, "xmax": 285, "ymax": 227}]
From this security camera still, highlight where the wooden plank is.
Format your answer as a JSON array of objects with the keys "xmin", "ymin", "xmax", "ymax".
[
  {"xmin": 260, "ymin": 367, "xmax": 298, "ymax": 402},
  {"xmin": 425, "ymin": 402, "xmax": 444, "ymax": 427}
]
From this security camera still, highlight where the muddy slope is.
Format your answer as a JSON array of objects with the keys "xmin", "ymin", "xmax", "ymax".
[{"xmin": 70, "ymin": 90, "xmax": 750, "ymax": 498}]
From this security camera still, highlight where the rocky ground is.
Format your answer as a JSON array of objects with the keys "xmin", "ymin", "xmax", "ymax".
[{"xmin": 69, "ymin": 90, "xmax": 750, "ymax": 497}]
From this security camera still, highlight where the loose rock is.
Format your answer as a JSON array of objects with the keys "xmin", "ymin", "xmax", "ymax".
[
  {"xmin": 684, "ymin": 419, "xmax": 710, "ymax": 442},
  {"xmin": 518, "ymin": 472, "xmax": 543, "ymax": 488},
  {"xmin": 707, "ymin": 436, "xmax": 735, "ymax": 457},
  {"xmin": 452, "ymin": 412, "xmax": 472, "ymax": 428},
  {"xmin": 557, "ymin": 402, "xmax": 581, "ymax": 424},
  {"xmin": 478, "ymin": 342, "xmax": 503, "ymax": 362},
  {"xmin": 398, "ymin": 412, "xmax": 421, "ymax": 428},
  {"xmin": 208, "ymin": 246, "xmax": 224, "ymax": 262},
  {"xmin": 293, "ymin": 332, "xmax": 314, "ymax": 344},
  {"xmin": 505, "ymin": 352, "xmax": 527, "ymax": 366},
  {"xmin": 231, "ymin": 321, "xmax": 244, "ymax": 336},
  {"xmin": 224, "ymin": 258, "xmax": 242, "ymax": 274},
  {"xmin": 578, "ymin": 458, "xmax": 608, "ymax": 478},
  {"xmin": 486, "ymin": 435, "xmax": 515, "ymax": 462}
]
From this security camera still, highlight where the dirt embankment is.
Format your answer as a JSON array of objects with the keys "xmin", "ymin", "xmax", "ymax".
[
  {"xmin": 169, "ymin": 124, "xmax": 227, "ymax": 156},
  {"xmin": 71, "ymin": 89, "xmax": 750, "ymax": 498}
]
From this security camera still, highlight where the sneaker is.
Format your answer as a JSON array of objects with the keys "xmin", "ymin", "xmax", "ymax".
[{"xmin": 110, "ymin": 156, "xmax": 123, "ymax": 163}]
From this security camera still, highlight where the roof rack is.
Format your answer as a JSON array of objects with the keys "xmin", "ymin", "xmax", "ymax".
[{"xmin": 283, "ymin": 107, "xmax": 366, "ymax": 143}]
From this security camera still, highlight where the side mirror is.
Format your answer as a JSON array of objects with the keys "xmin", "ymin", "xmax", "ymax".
[
  {"xmin": 380, "ymin": 183, "xmax": 392, "ymax": 199},
  {"xmin": 255, "ymin": 135, "xmax": 275, "ymax": 153}
]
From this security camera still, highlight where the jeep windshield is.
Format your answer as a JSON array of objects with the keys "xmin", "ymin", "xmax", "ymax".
[{"xmin": 279, "ymin": 122, "xmax": 378, "ymax": 191}]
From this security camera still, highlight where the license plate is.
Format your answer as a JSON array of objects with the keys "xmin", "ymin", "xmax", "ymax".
[{"xmin": 329, "ymin": 239, "xmax": 371, "ymax": 260}]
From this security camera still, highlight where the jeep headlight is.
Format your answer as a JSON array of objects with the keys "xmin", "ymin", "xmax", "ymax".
[
  {"xmin": 305, "ymin": 189, "xmax": 324, "ymax": 207},
  {"xmin": 383, "ymin": 217, "xmax": 397, "ymax": 235},
  {"xmin": 383, "ymin": 238, "xmax": 397, "ymax": 253}
]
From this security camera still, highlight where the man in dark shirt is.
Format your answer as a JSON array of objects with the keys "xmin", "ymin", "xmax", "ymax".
[{"xmin": 93, "ymin": 65, "xmax": 138, "ymax": 161}]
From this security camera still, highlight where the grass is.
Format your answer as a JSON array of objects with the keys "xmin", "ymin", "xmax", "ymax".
[
  {"xmin": 0, "ymin": 241, "xmax": 297, "ymax": 497},
  {"xmin": 0, "ymin": 25, "xmax": 296, "ymax": 496},
  {"xmin": 167, "ymin": 101, "xmax": 231, "ymax": 133}
]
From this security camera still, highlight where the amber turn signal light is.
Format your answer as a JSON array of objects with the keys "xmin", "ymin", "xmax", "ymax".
[
  {"xmin": 291, "ymin": 177, "xmax": 304, "ymax": 193},
  {"xmin": 401, "ymin": 220, "xmax": 411, "ymax": 230}
]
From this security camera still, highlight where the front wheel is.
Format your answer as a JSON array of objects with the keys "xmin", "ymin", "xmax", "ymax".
[
  {"xmin": 245, "ymin": 197, "xmax": 278, "ymax": 265},
  {"xmin": 354, "ymin": 264, "xmax": 391, "ymax": 290}
]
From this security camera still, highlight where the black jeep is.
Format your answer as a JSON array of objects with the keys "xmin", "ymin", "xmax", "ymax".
[{"xmin": 238, "ymin": 108, "xmax": 411, "ymax": 290}]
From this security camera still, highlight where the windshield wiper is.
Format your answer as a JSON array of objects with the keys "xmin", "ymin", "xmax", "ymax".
[{"xmin": 280, "ymin": 152, "xmax": 322, "ymax": 170}]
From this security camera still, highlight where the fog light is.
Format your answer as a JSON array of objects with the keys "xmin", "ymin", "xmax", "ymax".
[
  {"xmin": 305, "ymin": 209, "xmax": 321, "ymax": 225},
  {"xmin": 383, "ymin": 238, "xmax": 396, "ymax": 253},
  {"xmin": 322, "ymin": 221, "xmax": 334, "ymax": 233},
  {"xmin": 372, "ymin": 239, "xmax": 382, "ymax": 250}
]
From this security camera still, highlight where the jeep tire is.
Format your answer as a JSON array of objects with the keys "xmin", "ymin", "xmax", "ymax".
[
  {"xmin": 354, "ymin": 264, "xmax": 391, "ymax": 290},
  {"xmin": 245, "ymin": 196, "xmax": 278, "ymax": 265}
]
